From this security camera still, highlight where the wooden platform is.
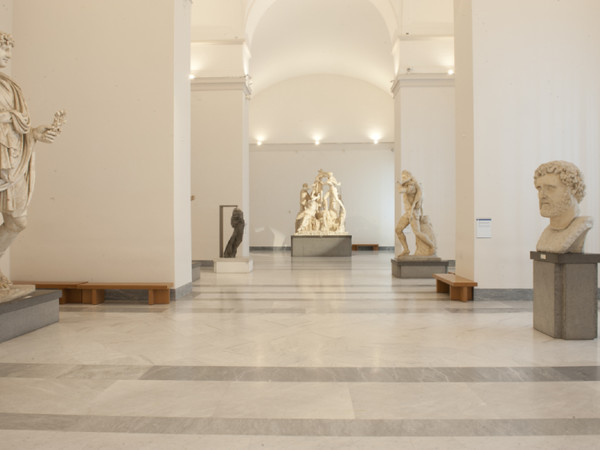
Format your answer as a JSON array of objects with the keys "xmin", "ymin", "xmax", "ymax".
[
  {"xmin": 352, "ymin": 244, "xmax": 379, "ymax": 251},
  {"xmin": 433, "ymin": 273, "xmax": 478, "ymax": 302},
  {"xmin": 14, "ymin": 282, "xmax": 86, "ymax": 304},
  {"xmin": 14, "ymin": 281, "xmax": 172, "ymax": 305},
  {"xmin": 79, "ymin": 283, "xmax": 172, "ymax": 305}
]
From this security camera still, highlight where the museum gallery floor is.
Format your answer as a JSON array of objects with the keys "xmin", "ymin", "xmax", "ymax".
[{"xmin": 0, "ymin": 251, "xmax": 599, "ymax": 449}]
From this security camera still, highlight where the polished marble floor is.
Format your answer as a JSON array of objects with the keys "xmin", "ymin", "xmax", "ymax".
[{"xmin": 0, "ymin": 251, "xmax": 599, "ymax": 449}]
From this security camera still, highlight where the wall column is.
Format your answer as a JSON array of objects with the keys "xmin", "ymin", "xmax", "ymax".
[
  {"xmin": 454, "ymin": 0, "xmax": 600, "ymax": 289},
  {"xmin": 453, "ymin": 0, "xmax": 475, "ymax": 280},
  {"xmin": 191, "ymin": 76, "xmax": 250, "ymax": 260},
  {"xmin": 10, "ymin": 0, "xmax": 192, "ymax": 294}
]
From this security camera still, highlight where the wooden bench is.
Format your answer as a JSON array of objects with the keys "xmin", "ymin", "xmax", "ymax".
[
  {"xmin": 78, "ymin": 283, "xmax": 172, "ymax": 305},
  {"xmin": 14, "ymin": 282, "xmax": 87, "ymax": 304},
  {"xmin": 13, "ymin": 281, "xmax": 172, "ymax": 305},
  {"xmin": 352, "ymin": 244, "xmax": 379, "ymax": 251},
  {"xmin": 433, "ymin": 273, "xmax": 478, "ymax": 302}
]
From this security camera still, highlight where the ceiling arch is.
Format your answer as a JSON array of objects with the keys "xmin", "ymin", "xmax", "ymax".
[
  {"xmin": 245, "ymin": 0, "xmax": 399, "ymax": 45},
  {"xmin": 247, "ymin": 0, "xmax": 396, "ymax": 94}
]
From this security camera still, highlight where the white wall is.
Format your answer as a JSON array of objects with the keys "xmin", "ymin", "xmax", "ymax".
[
  {"xmin": 0, "ymin": 1, "xmax": 11, "ymax": 42},
  {"xmin": 250, "ymin": 144, "xmax": 395, "ymax": 247},
  {"xmin": 458, "ymin": 0, "xmax": 600, "ymax": 288},
  {"xmin": 246, "ymin": 74, "xmax": 395, "ymax": 248},
  {"xmin": 191, "ymin": 86, "xmax": 250, "ymax": 260},
  {"xmin": 249, "ymin": 75, "xmax": 393, "ymax": 144},
  {"xmin": 10, "ymin": 0, "xmax": 192, "ymax": 287},
  {"xmin": 399, "ymin": 81, "xmax": 455, "ymax": 260},
  {"xmin": 173, "ymin": 0, "xmax": 193, "ymax": 287}
]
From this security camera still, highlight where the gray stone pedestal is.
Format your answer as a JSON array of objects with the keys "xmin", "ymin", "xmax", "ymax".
[
  {"xmin": 291, "ymin": 235, "xmax": 352, "ymax": 257},
  {"xmin": 530, "ymin": 251, "xmax": 600, "ymax": 340},
  {"xmin": 391, "ymin": 257, "xmax": 449, "ymax": 278},
  {"xmin": 0, "ymin": 289, "xmax": 60, "ymax": 343}
]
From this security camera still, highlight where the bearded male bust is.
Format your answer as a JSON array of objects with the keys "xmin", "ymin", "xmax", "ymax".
[{"xmin": 534, "ymin": 160, "xmax": 592, "ymax": 253}]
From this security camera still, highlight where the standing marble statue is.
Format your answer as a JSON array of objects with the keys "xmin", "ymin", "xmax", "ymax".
[
  {"xmin": 224, "ymin": 208, "xmax": 245, "ymax": 258},
  {"xmin": 323, "ymin": 172, "xmax": 346, "ymax": 233},
  {"xmin": 0, "ymin": 32, "xmax": 64, "ymax": 288},
  {"xmin": 534, "ymin": 160, "xmax": 592, "ymax": 253},
  {"xmin": 395, "ymin": 170, "xmax": 436, "ymax": 256}
]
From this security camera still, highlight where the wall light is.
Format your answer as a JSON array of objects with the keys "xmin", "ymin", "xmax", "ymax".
[
  {"xmin": 189, "ymin": 74, "xmax": 196, "ymax": 80},
  {"xmin": 447, "ymin": 69, "xmax": 455, "ymax": 75},
  {"xmin": 370, "ymin": 132, "xmax": 382, "ymax": 144}
]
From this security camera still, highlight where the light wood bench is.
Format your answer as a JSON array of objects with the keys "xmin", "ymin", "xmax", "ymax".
[
  {"xmin": 14, "ymin": 281, "xmax": 172, "ymax": 305},
  {"xmin": 352, "ymin": 244, "xmax": 379, "ymax": 251},
  {"xmin": 14, "ymin": 282, "xmax": 87, "ymax": 304},
  {"xmin": 78, "ymin": 283, "xmax": 172, "ymax": 305},
  {"xmin": 433, "ymin": 273, "xmax": 478, "ymax": 302}
]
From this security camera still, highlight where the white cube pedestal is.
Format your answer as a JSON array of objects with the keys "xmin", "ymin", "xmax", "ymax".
[{"xmin": 214, "ymin": 258, "xmax": 253, "ymax": 273}]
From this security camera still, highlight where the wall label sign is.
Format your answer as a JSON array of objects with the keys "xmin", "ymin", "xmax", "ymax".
[{"xmin": 476, "ymin": 218, "xmax": 492, "ymax": 238}]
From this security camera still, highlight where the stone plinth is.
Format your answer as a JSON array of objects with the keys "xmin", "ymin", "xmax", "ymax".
[
  {"xmin": 391, "ymin": 257, "xmax": 449, "ymax": 279},
  {"xmin": 0, "ymin": 289, "xmax": 60, "ymax": 343},
  {"xmin": 291, "ymin": 235, "xmax": 352, "ymax": 257},
  {"xmin": 530, "ymin": 251, "xmax": 600, "ymax": 340},
  {"xmin": 214, "ymin": 258, "xmax": 253, "ymax": 273}
]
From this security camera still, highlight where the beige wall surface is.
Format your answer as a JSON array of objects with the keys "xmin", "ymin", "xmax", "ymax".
[
  {"xmin": 249, "ymin": 75, "xmax": 394, "ymax": 145},
  {"xmin": 249, "ymin": 144, "xmax": 395, "ymax": 248},
  {"xmin": 9, "ymin": 0, "xmax": 192, "ymax": 286},
  {"xmin": 459, "ymin": 0, "xmax": 600, "ymax": 288},
  {"xmin": 400, "ymin": 83, "xmax": 455, "ymax": 261},
  {"xmin": 191, "ymin": 88, "xmax": 249, "ymax": 260}
]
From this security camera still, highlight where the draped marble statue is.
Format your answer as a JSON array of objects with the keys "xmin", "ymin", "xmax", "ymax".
[
  {"xmin": 534, "ymin": 160, "xmax": 592, "ymax": 253},
  {"xmin": 295, "ymin": 169, "xmax": 347, "ymax": 234},
  {"xmin": 395, "ymin": 170, "xmax": 437, "ymax": 257},
  {"xmin": 0, "ymin": 32, "xmax": 64, "ymax": 288}
]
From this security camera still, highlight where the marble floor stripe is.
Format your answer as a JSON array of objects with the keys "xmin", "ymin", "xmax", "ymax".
[
  {"xmin": 2, "ymin": 363, "xmax": 598, "ymax": 382},
  {"xmin": 58, "ymin": 305, "xmax": 532, "ymax": 314},
  {"xmin": 0, "ymin": 413, "xmax": 599, "ymax": 437}
]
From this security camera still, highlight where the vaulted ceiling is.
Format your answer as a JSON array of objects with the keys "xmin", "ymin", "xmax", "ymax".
[
  {"xmin": 191, "ymin": 0, "xmax": 454, "ymax": 94},
  {"xmin": 249, "ymin": 0, "xmax": 393, "ymax": 93}
]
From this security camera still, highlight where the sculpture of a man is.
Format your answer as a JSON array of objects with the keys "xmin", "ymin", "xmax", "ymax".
[
  {"xmin": 0, "ymin": 32, "xmax": 61, "ymax": 288},
  {"xmin": 323, "ymin": 172, "xmax": 346, "ymax": 232},
  {"xmin": 534, "ymin": 160, "xmax": 592, "ymax": 253},
  {"xmin": 224, "ymin": 208, "xmax": 245, "ymax": 258},
  {"xmin": 295, "ymin": 190, "xmax": 319, "ymax": 233},
  {"xmin": 395, "ymin": 170, "xmax": 436, "ymax": 257}
]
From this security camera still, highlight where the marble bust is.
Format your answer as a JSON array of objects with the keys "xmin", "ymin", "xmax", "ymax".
[{"xmin": 534, "ymin": 160, "xmax": 592, "ymax": 253}]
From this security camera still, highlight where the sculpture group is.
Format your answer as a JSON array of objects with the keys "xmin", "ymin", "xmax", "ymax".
[
  {"xmin": 0, "ymin": 31, "xmax": 64, "ymax": 289},
  {"xmin": 295, "ymin": 169, "xmax": 347, "ymax": 234}
]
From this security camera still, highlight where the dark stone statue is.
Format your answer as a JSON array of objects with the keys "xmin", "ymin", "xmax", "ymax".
[{"xmin": 224, "ymin": 208, "xmax": 245, "ymax": 258}]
